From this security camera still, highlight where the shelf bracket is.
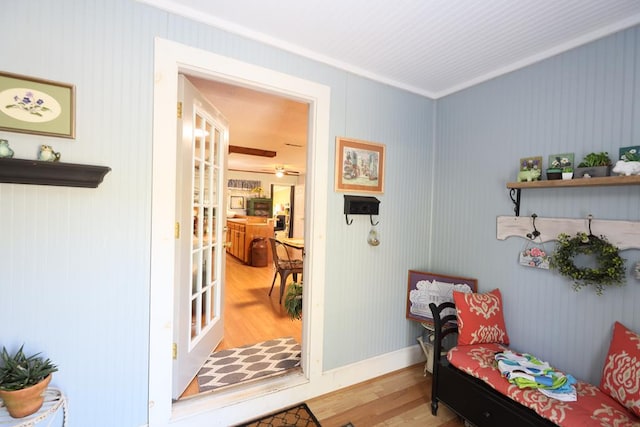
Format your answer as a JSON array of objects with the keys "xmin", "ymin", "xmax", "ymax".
[{"xmin": 509, "ymin": 188, "xmax": 521, "ymax": 216}]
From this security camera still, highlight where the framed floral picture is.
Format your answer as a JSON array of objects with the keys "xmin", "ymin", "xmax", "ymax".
[
  {"xmin": 0, "ymin": 71, "xmax": 75, "ymax": 138},
  {"xmin": 335, "ymin": 137, "xmax": 385, "ymax": 194},
  {"xmin": 406, "ymin": 270, "xmax": 477, "ymax": 324},
  {"xmin": 547, "ymin": 153, "xmax": 574, "ymax": 171},
  {"xmin": 619, "ymin": 146, "xmax": 640, "ymax": 162},
  {"xmin": 519, "ymin": 156, "xmax": 543, "ymax": 172}
]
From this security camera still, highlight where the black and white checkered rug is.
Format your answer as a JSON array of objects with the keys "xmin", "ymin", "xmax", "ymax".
[{"xmin": 197, "ymin": 337, "xmax": 301, "ymax": 392}]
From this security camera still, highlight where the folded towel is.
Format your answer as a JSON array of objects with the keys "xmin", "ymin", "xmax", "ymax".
[{"xmin": 495, "ymin": 350, "xmax": 577, "ymax": 400}]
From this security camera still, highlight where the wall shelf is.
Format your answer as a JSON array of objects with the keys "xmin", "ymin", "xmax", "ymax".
[
  {"xmin": 506, "ymin": 175, "xmax": 640, "ymax": 216},
  {"xmin": 0, "ymin": 158, "xmax": 111, "ymax": 188}
]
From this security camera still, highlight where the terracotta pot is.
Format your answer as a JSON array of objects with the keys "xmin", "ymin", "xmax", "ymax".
[{"xmin": 0, "ymin": 374, "xmax": 51, "ymax": 418}]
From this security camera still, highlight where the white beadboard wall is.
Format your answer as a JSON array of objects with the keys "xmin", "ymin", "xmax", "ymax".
[{"xmin": 433, "ymin": 26, "xmax": 640, "ymax": 385}]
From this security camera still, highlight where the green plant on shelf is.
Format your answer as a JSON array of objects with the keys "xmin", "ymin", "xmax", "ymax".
[{"xmin": 578, "ymin": 152, "xmax": 611, "ymax": 167}]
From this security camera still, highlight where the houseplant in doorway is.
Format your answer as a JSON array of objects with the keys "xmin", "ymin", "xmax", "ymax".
[
  {"xmin": 0, "ymin": 345, "xmax": 58, "ymax": 418},
  {"xmin": 284, "ymin": 282, "xmax": 303, "ymax": 320}
]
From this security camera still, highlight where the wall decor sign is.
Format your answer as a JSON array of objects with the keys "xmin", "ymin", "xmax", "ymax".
[
  {"xmin": 0, "ymin": 71, "xmax": 75, "ymax": 139},
  {"xmin": 229, "ymin": 195, "xmax": 244, "ymax": 209},
  {"xmin": 406, "ymin": 270, "xmax": 477, "ymax": 324},
  {"xmin": 335, "ymin": 137, "xmax": 385, "ymax": 194}
]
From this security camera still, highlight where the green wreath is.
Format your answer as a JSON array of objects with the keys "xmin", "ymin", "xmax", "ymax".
[{"xmin": 550, "ymin": 232, "xmax": 625, "ymax": 295}]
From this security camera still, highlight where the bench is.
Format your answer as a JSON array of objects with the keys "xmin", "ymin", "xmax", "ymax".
[{"xmin": 429, "ymin": 296, "xmax": 640, "ymax": 426}]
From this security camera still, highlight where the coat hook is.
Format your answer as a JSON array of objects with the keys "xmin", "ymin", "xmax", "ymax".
[
  {"xmin": 345, "ymin": 214, "xmax": 353, "ymax": 225},
  {"xmin": 370, "ymin": 215, "xmax": 379, "ymax": 226},
  {"xmin": 526, "ymin": 213, "xmax": 540, "ymax": 239}
]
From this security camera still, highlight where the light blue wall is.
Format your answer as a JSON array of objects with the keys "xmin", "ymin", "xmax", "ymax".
[
  {"xmin": 2, "ymin": 1, "xmax": 639, "ymax": 425},
  {"xmin": 434, "ymin": 27, "xmax": 640, "ymax": 385},
  {"xmin": 0, "ymin": 1, "xmax": 433, "ymax": 425}
]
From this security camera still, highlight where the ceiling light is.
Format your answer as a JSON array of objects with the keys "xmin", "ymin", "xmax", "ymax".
[{"xmin": 275, "ymin": 167, "xmax": 285, "ymax": 178}]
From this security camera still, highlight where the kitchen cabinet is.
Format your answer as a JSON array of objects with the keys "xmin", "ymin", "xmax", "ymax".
[{"xmin": 226, "ymin": 218, "xmax": 274, "ymax": 264}]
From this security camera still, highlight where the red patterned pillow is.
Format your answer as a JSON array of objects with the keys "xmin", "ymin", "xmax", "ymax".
[
  {"xmin": 599, "ymin": 321, "xmax": 640, "ymax": 417},
  {"xmin": 453, "ymin": 288, "xmax": 510, "ymax": 346}
]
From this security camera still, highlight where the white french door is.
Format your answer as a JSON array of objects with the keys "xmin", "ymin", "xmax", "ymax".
[{"xmin": 172, "ymin": 74, "xmax": 228, "ymax": 399}]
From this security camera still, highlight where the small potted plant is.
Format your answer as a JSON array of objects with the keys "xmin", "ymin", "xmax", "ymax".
[
  {"xmin": 562, "ymin": 166, "xmax": 573, "ymax": 180},
  {"xmin": 0, "ymin": 345, "xmax": 58, "ymax": 418},
  {"xmin": 284, "ymin": 282, "xmax": 303, "ymax": 320},
  {"xmin": 575, "ymin": 152, "xmax": 612, "ymax": 178}
]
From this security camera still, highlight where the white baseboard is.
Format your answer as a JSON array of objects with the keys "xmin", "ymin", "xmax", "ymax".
[{"xmin": 167, "ymin": 344, "xmax": 425, "ymax": 427}]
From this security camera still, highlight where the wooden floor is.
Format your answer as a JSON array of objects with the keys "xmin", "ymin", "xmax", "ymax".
[
  {"xmin": 183, "ymin": 256, "xmax": 464, "ymax": 427},
  {"xmin": 307, "ymin": 363, "xmax": 464, "ymax": 427},
  {"xmin": 181, "ymin": 253, "xmax": 302, "ymax": 398},
  {"xmin": 218, "ymin": 253, "xmax": 302, "ymax": 350}
]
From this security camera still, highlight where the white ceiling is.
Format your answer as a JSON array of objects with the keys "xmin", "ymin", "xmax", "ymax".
[
  {"xmin": 152, "ymin": 0, "xmax": 640, "ymax": 175},
  {"xmin": 146, "ymin": 0, "xmax": 640, "ymax": 98}
]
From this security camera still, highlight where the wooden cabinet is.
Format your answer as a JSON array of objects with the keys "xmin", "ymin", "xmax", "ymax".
[{"xmin": 226, "ymin": 218, "xmax": 274, "ymax": 264}]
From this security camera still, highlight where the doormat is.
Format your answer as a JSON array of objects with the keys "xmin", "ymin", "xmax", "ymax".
[
  {"xmin": 197, "ymin": 337, "xmax": 301, "ymax": 392},
  {"xmin": 234, "ymin": 403, "xmax": 321, "ymax": 427}
]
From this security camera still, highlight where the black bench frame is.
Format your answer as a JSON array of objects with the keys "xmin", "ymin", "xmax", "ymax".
[{"xmin": 429, "ymin": 301, "xmax": 558, "ymax": 427}]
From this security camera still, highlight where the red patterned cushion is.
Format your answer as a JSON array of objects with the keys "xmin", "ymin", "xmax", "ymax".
[
  {"xmin": 599, "ymin": 321, "xmax": 640, "ymax": 417},
  {"xmin": 449, "ymin": 344, "xmax": 640, "ymax": 426},
  {"xmin": 453, "ymin": 288, "xmax": 509, "ymax": 345}
]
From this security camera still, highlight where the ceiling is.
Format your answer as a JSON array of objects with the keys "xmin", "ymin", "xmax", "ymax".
[
  {"xmin": 161, "ymin": 0, "xmax": 640, "ymax": 174},
  {"xmin": 188, "ymin": 76, "xmax": 308, "ymax": 175}
]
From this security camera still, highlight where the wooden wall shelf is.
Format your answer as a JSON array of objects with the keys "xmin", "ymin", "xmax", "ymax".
[
  {"xmin": 506, "ymin": 175, "xmax": 640, "ymax": 215},
  {"xmin": 507, "ymin": 175, "xmax": 640, "ymax": 189},
  {"xmin": 0, "ymin": 158, "xmax": 111, "ymax": 188}
]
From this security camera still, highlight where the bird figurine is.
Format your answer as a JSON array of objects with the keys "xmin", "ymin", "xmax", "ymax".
[
  {"xmin": 0, "ymin": 139, "xmax": 14, "ymax": 158},
  {"xmin": 38, "ymin": 145, "xmax": 61, "ymax": 162}
]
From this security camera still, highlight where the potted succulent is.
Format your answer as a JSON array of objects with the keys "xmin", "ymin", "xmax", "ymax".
[
  {"xmin": 575, "ymin": 152, "xmax": 612, "ymax": 178},
  {"xmin": 284, "ymin": 282, "xmax": 303, "ymax": 320},
  {"xmin": 0, "ymin": 345, "xmax": 58, "ymax": 418},
  {"xmin": 562, "ymin": 166, "xmax": 573, "ymax": 180}
]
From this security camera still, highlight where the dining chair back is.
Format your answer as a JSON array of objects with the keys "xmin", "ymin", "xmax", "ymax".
[{"xmin": 268, "ymin": 238, "xmax": 304, "ymax": 303}]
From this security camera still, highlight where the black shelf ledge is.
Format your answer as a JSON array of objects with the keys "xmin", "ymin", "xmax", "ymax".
[{"xmin": 0, "ymin": 158, "xmax": 111, "ymax": 188}]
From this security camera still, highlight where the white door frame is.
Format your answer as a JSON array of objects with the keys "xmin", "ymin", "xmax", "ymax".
[{"xmin": 150, "ymin": 37, "xmax": 329, "ymax": 426}]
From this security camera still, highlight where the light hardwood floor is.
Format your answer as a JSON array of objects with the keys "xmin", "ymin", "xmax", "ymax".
[
  {"xmin": 307, "ymin": 363, "xmax": 464, "ymax": 426},
  {"xmin": 184, "ymin": 256, "xmax": 464, "ymax": 427},
  {"xmin": 181, "ymin": 253, "xmax": 302, "ymax": 397},
  {"xmin": 217, "ymin": 253, "xmax": 302, "ymax": 350}
]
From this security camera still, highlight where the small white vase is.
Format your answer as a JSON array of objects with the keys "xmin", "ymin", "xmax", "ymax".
[{"xmin": 562, "ymin": 172, "xmax": 573, "ymax": 180}]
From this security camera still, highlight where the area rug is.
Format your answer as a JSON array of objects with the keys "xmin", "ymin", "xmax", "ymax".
[
  {"xmin": 197, "ymin": 337, "xmax": 301, "ymax": 392},
  {"xmin": 235, "ymin": 403, "xmax": 321, "ymax": 426}
]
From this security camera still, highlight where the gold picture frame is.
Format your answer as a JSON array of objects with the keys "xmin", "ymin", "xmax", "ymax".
[
  {"xmin": 0, "ymin": 71, "xmax": 75, "ymax": 139},
  {"xmin": 335, "ymin": 137, "xmax": 385, "ymax": 194}
]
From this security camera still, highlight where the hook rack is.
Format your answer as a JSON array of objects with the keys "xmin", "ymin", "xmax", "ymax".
[
  {"xmin": 526, "ymin": 213, "xmax": 540, "ymax": 239},
  {"xmin": 343, "ymin": 195, "xmax": 380, "ymax": 226},
  {"xmin": 496, "ymin": 214, "xmax": 640, "ymax": 250}
]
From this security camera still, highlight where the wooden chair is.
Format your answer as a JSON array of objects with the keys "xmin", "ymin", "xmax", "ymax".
[{"xmin": 268, "ymin": 238, "xmax": 303, "ymax": 303}]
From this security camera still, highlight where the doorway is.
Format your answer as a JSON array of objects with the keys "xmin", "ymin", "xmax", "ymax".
[
  {"xmin": 183, "ymin": 79, "xmax": 307, "ymax": 390},
  {"xmin": 150, "ymin": 38, "xmax": 330, "ymax": 425}
]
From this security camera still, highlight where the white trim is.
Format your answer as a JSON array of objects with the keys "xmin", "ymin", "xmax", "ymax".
[
  {"xmin": 169, "ymin": 345, "xmax": 424, "ymax": 426},
  {"xmin": 150, "ymin": 37, "xmax": 330, "ymax": 426}
]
